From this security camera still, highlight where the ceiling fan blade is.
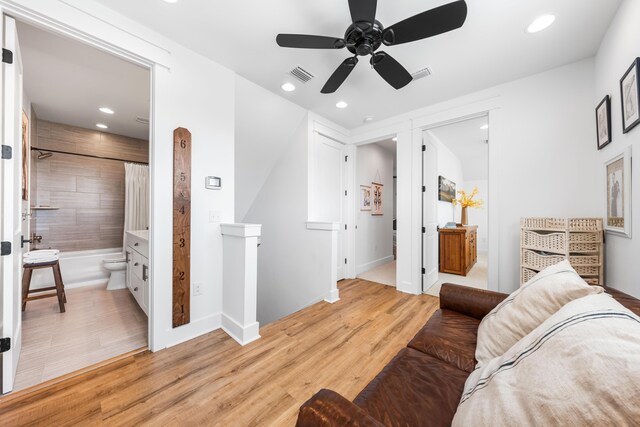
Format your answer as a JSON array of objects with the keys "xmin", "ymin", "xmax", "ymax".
[
  {"xmin": 382, "ymin": 0, "xmax": 468, "ymax": 46},
  {"xmin": 370, "ymin": 52, "xmax": 413, "ymax": 90},
  {"xmin": 348, "ymin": 0, "xmax": 377, "ymax": 24},
  {"xmin": 276, "ymin": 34, "xmax": 346, "ymax": 49},
  {"xmin": 321, "ymin": 57, "xmax": 359, "ymax": 94}
]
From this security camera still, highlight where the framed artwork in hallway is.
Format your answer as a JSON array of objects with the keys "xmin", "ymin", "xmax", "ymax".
[
  {"xmin": 605, "ymin": 146, "xmax": 632, "ymax": 238},
  {"xmin": 372, "ymin": 182, "xmax": 383, "ymax": 216},
  {"xmin": 620, "ymin": 58, "xmax": 640, "ymax": 134},
  {"xmin": 438, "ymin": 176, "xmax": 456, "ymax": 202},
  {"xmin": 596, "ymin": 95, "xmax": 611, "ymax": 150},
  {"xmin": 360, "ymin": 185, "xmax": 371, "ymax": 211}
]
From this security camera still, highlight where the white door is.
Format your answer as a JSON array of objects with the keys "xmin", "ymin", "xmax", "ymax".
[
  {"xmin": 422, "ymin": 134, "xmax": 439, "ymax": 291},
  {"xmin": 314, "ymin": 133, "xmax": 346, "ymax": 280},
  {"xmin": 1, "ymin": 15, "xmax": 24, "ymax": 394}
]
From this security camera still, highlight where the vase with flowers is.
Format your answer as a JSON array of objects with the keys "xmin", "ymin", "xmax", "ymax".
[{"xmin": 452, "ymin": 187, "xmax": 484, "ymax": 225}]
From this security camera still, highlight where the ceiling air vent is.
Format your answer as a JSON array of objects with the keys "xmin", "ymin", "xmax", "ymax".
[
  {"xmin": 411, "ymin": 67, "xmax": 432, "ymax": 81},
  {"xmin": 136, "ymin": 116, "xmax": 150, "ymax": 125},
  {"xmin": 289, "ymin": 66, "xmax": 315, "ymax": 83}
]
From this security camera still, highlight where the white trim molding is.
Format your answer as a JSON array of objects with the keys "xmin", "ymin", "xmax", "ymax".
[
  {"xmin": 306, "ymin": 221, "xmax": 340, "ymax": 231},
  {"xmin": 221, "ymin": 314, "xmax": 260, "ymax": 346}
]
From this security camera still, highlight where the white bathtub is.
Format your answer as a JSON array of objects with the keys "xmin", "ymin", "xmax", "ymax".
[{"xmin": 30, "ymin": 248, "xmax": 123, "ymax": 291}]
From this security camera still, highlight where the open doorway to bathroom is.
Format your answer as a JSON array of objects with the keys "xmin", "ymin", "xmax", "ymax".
[
  {"xmin": 355, "ymin": 137, "xmax": 397, "ymax": 287},
  {"xmin": 422, "ymin": 116, "xmax": 489, "ymax": 296},
  {"xmin": 14, "ymin": 21, "xmax": 151, "ymax": 392}
]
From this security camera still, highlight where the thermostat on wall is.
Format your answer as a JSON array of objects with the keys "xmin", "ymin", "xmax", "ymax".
[{"xmin": 205, "ymin": 176, "xmax": 222, "ymax": 190}]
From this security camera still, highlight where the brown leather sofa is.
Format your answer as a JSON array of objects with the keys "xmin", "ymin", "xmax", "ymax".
[{"xmin": 296, "ymin": 284, "xmax": 640, "ymax": 427}]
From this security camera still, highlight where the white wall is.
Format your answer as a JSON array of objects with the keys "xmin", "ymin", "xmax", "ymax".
[
  {"xmin": 355, "ymin": 143, "xmax": 394, "ymax": 274},
  {"xmin": 463, "ymin": 179, "xmax": 489, "ymax": 252},
  {"xmin": 351, "ymin": 58, "xmax": 599, "ymax": 294},
  {"xmin": 6, "ymin": 0, "xmax": 236, "ymax": 350},
  {"xmin": 235, "ymin": 76, "xmax": 307, "ymax": 222},
  {"xmin": 594, "ymin": 0, "xmax": 640, "ymax": 298},
  {"xmin": 428, "ymin": 132, "xmax": 464, "ymax": 227}
]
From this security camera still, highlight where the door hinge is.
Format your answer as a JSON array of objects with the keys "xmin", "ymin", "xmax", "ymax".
[
  {"xmin": 345, "ymin": 190, "xmax": 347, "ymax": 196},
  {"xmin": 1, "ymin": 145, "xmax": 11, "ymax": 160},
  {"xmin": 422, "ymin": 186, "xmax": 426, "ymax": 193},
  {"xmin": 345, "ymin": 155, "xmax": 348, "ymax": 162},
  {"xmin": 2, "ymin": 48, "xmax": 13, "ymax": 64},
  {"xmin": 1, "ymin": 241, "xmax": 11, "ymax": 256},
  {"xmin": 422, "ymin": 227, "xmax": 426, "ymax": 233},
  {"xmin": 0, "ymin": 337, "xmax": 10, "ymax": 353},
  {"xmin": 422, "ymin": 145, "xmax": 426, "ymax": 152},
  {"xmin": 344, "ymin": 258, "xmax": 347, "ymax": 265},
  {"xmin": 422, "ymin": 268, "xmax": 426, "ymax": 275},
  {"xmin": 345, "ymin": 224, "xmax": 347, "ymax": 230}
]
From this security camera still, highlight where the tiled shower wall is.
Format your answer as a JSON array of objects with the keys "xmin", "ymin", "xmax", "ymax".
[{"xmin": 30, "ymin": 119, "xmax": 148, "ymax": 252}]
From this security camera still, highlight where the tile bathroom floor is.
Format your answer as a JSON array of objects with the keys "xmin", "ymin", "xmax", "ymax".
[{"xmin": 14, "ymin": 283, "xmax": 147, "ymax": 392}]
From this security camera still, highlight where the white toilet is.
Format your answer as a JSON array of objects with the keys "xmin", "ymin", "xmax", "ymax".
[{"xmin": 103, "ymin": 255, "xmax": 127, "ymax": 290}]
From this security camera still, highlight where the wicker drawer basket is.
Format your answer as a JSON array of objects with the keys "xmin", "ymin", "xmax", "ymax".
[
  {"xmin": 583, "ymin": 277, "xmax": 600, "ymax": 286},
  {"xmin": 568, "ymin": 232, "xmax": 602, "ymax": 243},
  {"xmin": 522, "ymin": 249, "xmax": 565, "ymax": 270},
  {"xmin": 574, "ymin": 265, "xmax": 600, "ymax": 277},
  {"xmin": 521, "ymin": 230, "xmax": 566, "ymax": 254},
  {"xmin": 569, "ymin": 255, "xmax": 600, "ymax": 266},
  {"xmin": 569, "ymin": 242, "xmax": 600, "ymax": 253},
  {"xmin": 521, "ymin": 267, "xmax": 538, "ymax": 284},
  {"xmin": 521, "ymin": 218, "xmax": 567, "ymax": 230},
  {"xmin": 568, "ymin": 218, "xmax": 603, "ymax": 232}
]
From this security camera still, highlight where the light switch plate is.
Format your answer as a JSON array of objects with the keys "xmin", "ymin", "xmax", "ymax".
[
  {"xmin": 209, "ymin": 211, "xmax": 222, "ymax": 223},
  {"xmin": 193, "ymin": 283, "xmax": 203, "ymax": 296},
  {"xmin": 205, "ymin": 176, "xmax": 222, "ymax": 190}
]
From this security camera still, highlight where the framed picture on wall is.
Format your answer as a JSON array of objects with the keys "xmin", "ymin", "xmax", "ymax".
[
  {"xmin": 605, "ymin": 146, "xmax": 632, "ymax": 238},
  {"xmin": 620, "ymin": 58, "xmax": 640, "ymax": 134},
  {"xmin": 360, "ymin": 185, "xmax": 371, "ymax": 211},
  {"xmin": 438, "ymin": 176, "xmax": 456, "ymax": 202},
  {"xmin": 596, "ymin": 95, "xmax": 612, "ymax": 150},
  {"xmin": 371, "ymin": 182, "xmax": 383, "ymax": 216}
]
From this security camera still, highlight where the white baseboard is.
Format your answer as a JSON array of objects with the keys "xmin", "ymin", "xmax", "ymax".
[
  {"xmin": 324, "ymin": 289, "xmax": 340, "ymax": 304},
  {"xmin": 356, "ymin": 255, "xmax": 394, "ymax": 276},
  {"xmin": 161, "ymin": 313, "xmax": 222, "ymax": 350},
  {"xmin": 221, "ymin": 314, "xmax": 260, "ymax": 346}
]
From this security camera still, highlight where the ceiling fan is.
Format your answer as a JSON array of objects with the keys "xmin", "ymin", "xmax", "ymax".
[{"xmin": 276, "ymin": 0, "xmax": 468, "ymax": 94}]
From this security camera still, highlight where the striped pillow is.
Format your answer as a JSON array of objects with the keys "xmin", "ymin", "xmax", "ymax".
[
  {"xmin": 453, "ymin": 293, "xmax": 640, "ymax": 426},
  {"xmin": 476, "ymin": 260, "xmax": 602, "ymax": 366}
]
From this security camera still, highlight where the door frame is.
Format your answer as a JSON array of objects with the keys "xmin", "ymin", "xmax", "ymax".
[
  {"xmin": 349, "ymin": 98, "xmax": 501, "ymax": 295},
  {"xmin": 420, "ymin": 112, "xmax": 490, "ymax": 293},
  {"xmin": 0, "ymin": 4, "xmax": 158, "ymax": 358}
]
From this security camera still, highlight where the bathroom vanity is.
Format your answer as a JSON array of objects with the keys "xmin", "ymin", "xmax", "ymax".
[{"xmin": 126, "ymin": 230, "xmax": 150, "ymax": 316}]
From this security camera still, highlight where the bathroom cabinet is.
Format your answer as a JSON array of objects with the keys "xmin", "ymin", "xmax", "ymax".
[{"xmin": 126, "ymin": 231, "xmax": 150, "ymax": 316}]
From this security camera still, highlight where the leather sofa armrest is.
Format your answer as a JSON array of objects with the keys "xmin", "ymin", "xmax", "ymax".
[
  {"xmin": 296, "ymin": 389, "xmax": 385, "ymax": 427},
  {"xmin": 439, "ymin": 283, "xmax": 508, "ymax": 320}
]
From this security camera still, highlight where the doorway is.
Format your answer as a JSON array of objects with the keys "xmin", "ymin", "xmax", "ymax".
[
  {"xmin": 422, "ymin": 116, "xmax": 489, "ymax": 295},
  {"xmin": 355, "ymin": 137, "xmax": 397, "ymax": 287},
  {"xmin": 1, "ymin": 17, "xmax": 152, "ymax": 394}
]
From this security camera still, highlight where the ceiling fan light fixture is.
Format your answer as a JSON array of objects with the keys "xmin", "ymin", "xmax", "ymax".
[
  {"xmin": 527, "ymin": 14, "xmax": 555, "ymax": 33},
  {"xmin": 281, "ymin": 82, "xmax": 296, "ymax": 92},
  {"xmin": 336, "ymin": 101, "xmax": 349, "ymax": 109}
]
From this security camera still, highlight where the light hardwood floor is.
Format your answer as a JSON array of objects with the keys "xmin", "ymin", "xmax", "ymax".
[
  {"xmin": 14, "ymin": 283, "xmax": 148, "ymax": 391},
  {"xmin": 0, "ymin": 279, "xmax": 439, "ymax": 426}
]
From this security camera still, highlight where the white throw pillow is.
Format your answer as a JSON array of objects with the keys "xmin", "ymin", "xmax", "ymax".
[
  {"xmin": 454, "ymin": 293, "xmax": 640, "ymax": 426},
  {"xmin": 476, "ymin": 260, "xmax": 603, "ymax": 366}
]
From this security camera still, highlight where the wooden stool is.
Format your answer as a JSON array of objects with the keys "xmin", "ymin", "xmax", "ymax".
[{"xmin": 22, "ymin": 260, "xmax": 67, "ymax": 313}]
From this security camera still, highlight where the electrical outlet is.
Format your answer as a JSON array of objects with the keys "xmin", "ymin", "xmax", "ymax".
[
  {"xmin": 209, "ymin": 210, "xmax": 222, "ymax": 223},
  {"xmin": 193, "ymin": 283, "xmax": 203, "ymax": 296}
]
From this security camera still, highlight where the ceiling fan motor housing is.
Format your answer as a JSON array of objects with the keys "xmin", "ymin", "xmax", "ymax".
[{"xmin": 345, "ymin": 20, "xmax": 384, "ymax": 56}]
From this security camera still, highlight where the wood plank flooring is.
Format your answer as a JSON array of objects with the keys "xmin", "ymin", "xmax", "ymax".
[{"xmin": 0, "ymin": 279, "xmax": 439, "ymax": 426}]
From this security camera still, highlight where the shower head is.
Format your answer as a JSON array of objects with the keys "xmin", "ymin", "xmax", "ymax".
[{"xmin": 37, "ymin": 151, "xmax": 53, "ymax": 160}]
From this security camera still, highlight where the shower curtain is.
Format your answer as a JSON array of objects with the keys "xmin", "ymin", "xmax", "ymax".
[{"xmin": 123, "ymin": 163, "xmax": 150, "ymax": 252}]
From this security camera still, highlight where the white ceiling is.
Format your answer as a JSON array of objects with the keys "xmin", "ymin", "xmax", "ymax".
[
  {"xmin": 429, "ymin": 116, "xmax": 488, "ymax": 180},
  {"xmin": 93, "ymin": 0, "xmax": 621, "ymax": 129},
  {"xmin": 18, "ymin": 22, "xmax": 150, "ymax": 140}
]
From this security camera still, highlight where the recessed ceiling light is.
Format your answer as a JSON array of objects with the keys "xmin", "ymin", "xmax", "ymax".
[
  {"xmin": 96, "ymin": 123, "xmax": 108, "ymax": 129},
  {"xmin": 336, "ymin": 101, "xmax": 348, "ymax": 109},
  {"xmin": 99, "ymin": 107, "xmax": 115, "ymax": 115},
  {"xmin": 480, "ymin": 124, "xmax": 489, "ymax": 130},
  {"xmin": 392, "ymin": 137, "xmax": 398, "ymax": 142},
  {"xmin": 163, "ymin": 0, "xmax": 179, "ymax": 3},
  {"xmin": 281, "ymin": 82, "xmax": 296, "ymax": 92},
  {"xmin": 527, "ymin": 14, "xmax": 556, "ymax": 33},
  {"xmin": 364, "ymin": 116, "xmax": 374, "ymax": 123}
]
